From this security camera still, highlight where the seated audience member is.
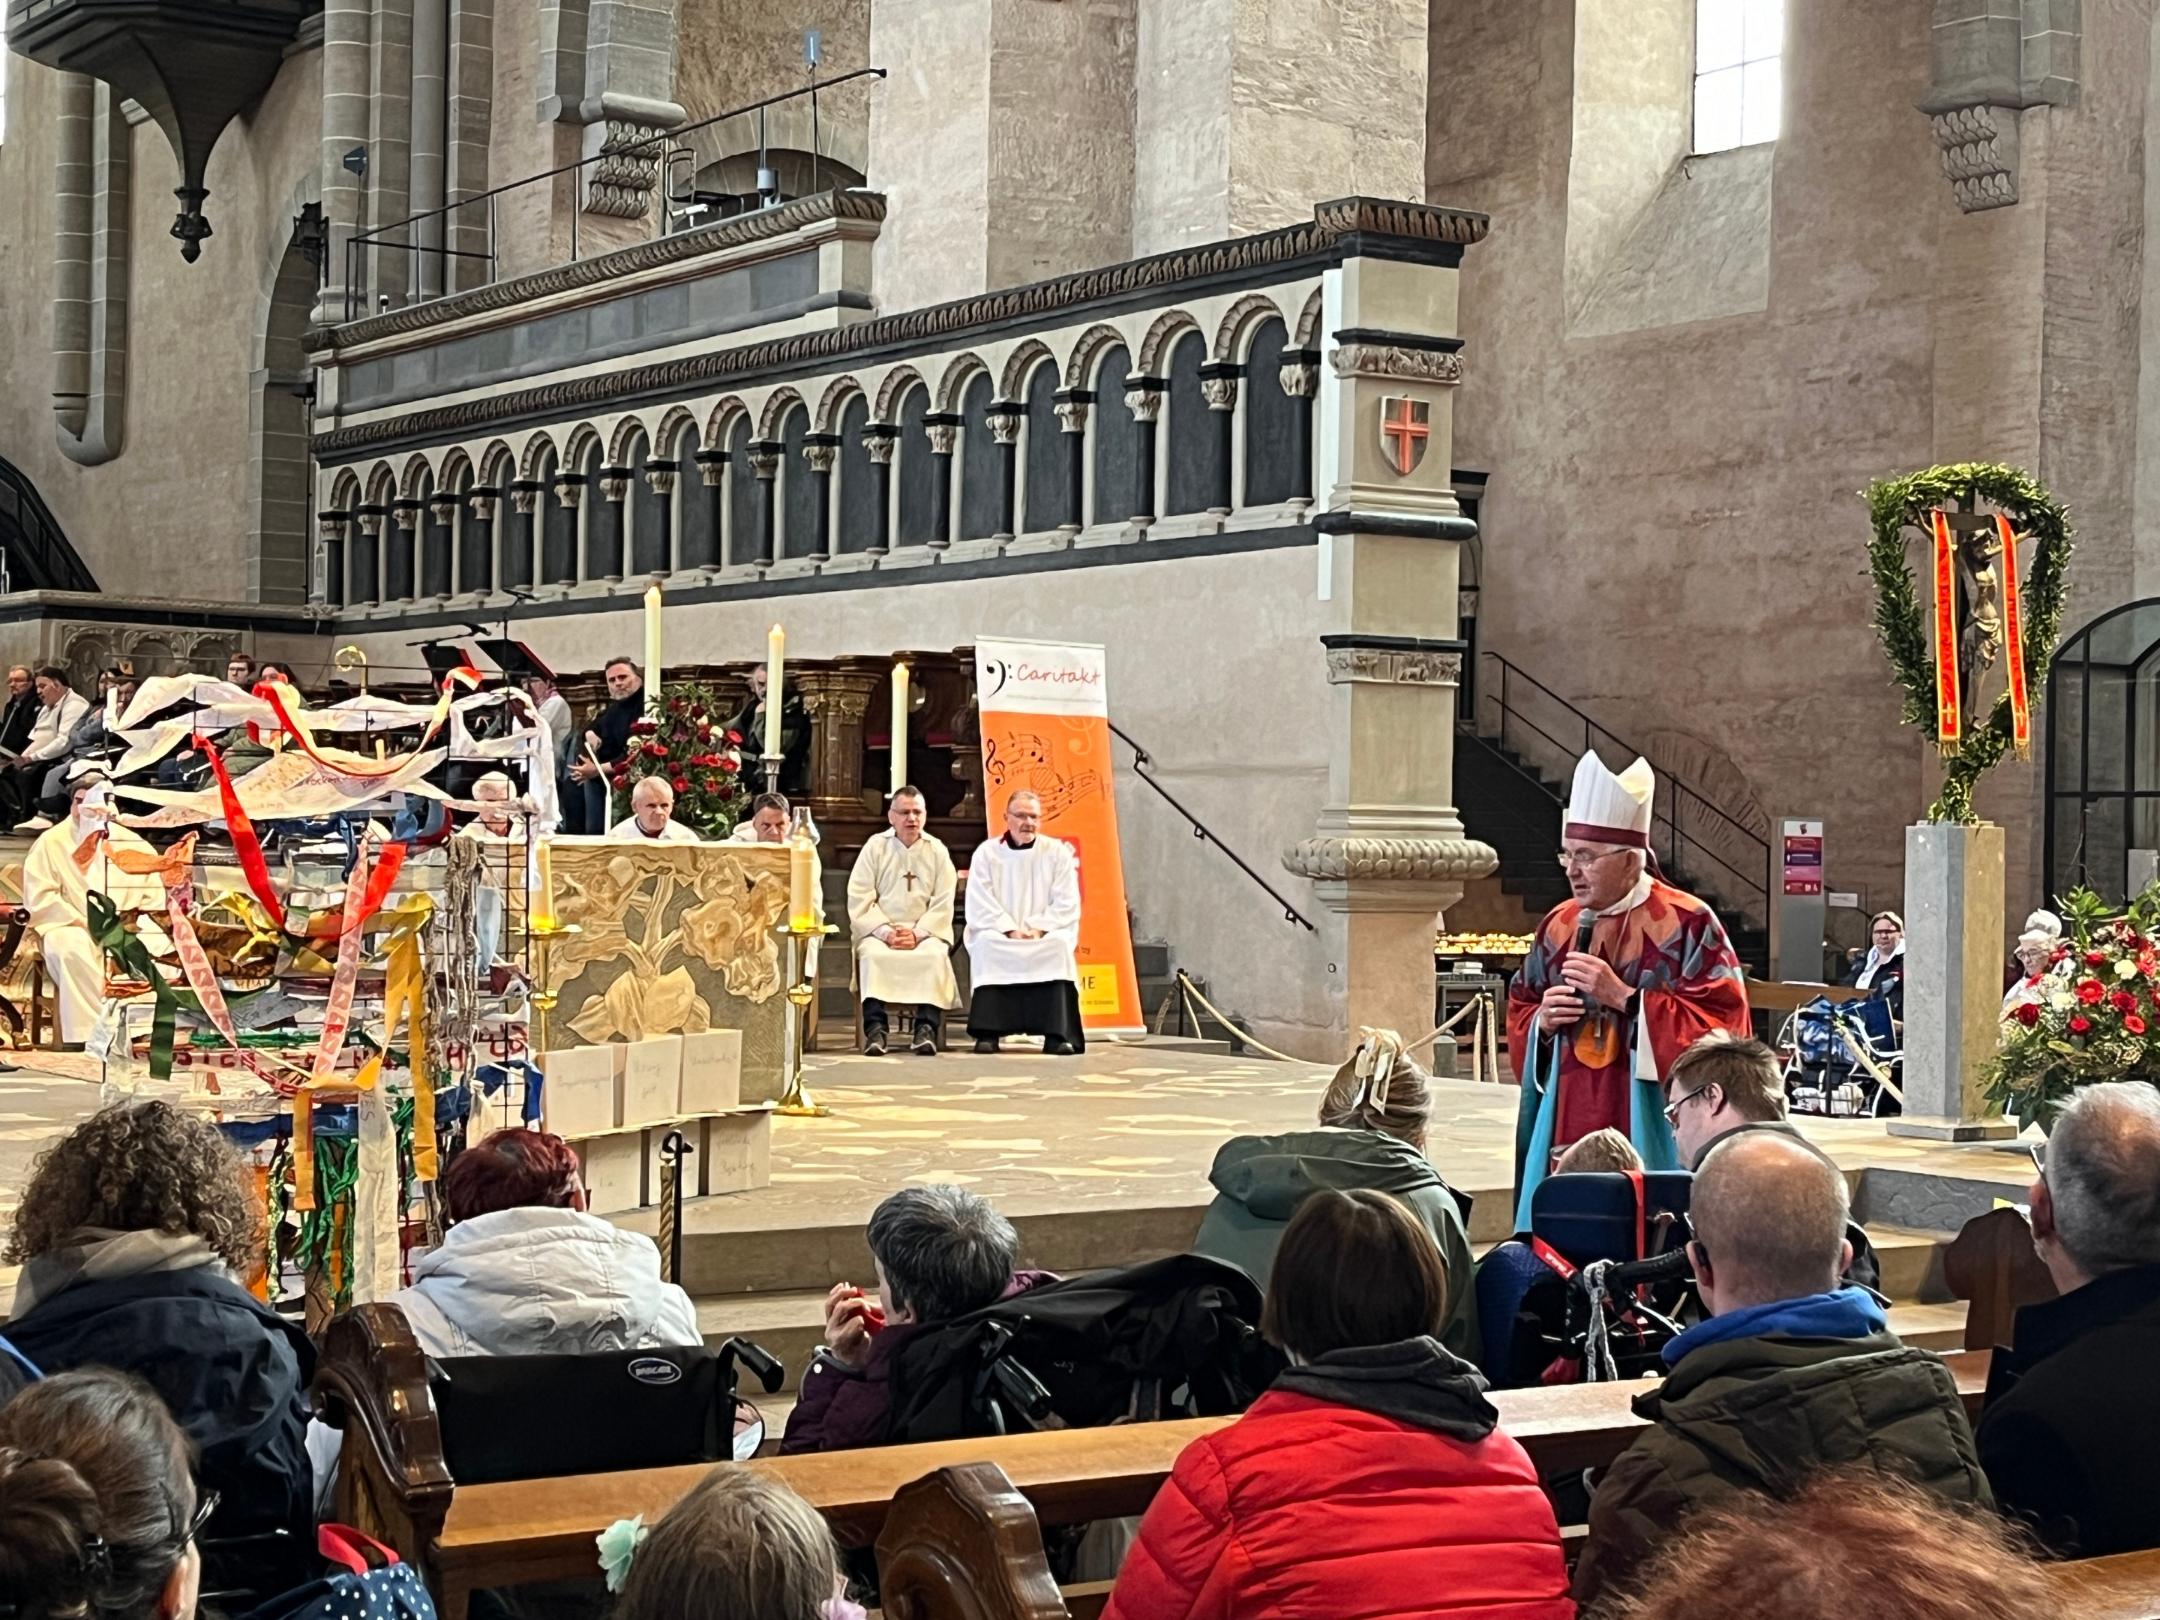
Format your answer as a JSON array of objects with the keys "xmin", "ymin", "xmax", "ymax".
[
  {"xmin": 1662, "ymin": 1031, "xmax": 1880, "ymax": 1290},
  {"xmin": 458, "ymin": 771, "xmax": 522, "ymax": 961},
  {"xmin": 1572, "ymin": 1132, "xmax": 1989, "ymax": 1606},
  {"xmin": 0, "ymin": 1368, "xmax": 207, "ymax": 1620},
  {"xmin": 609, "ymin": 775, "xmax": 701, "ymax": 843},
  {"xmin": 1192, "ymin": 1030, "xmax": 1477, "ymax": 1358},
  {"xmin": 2, "ymin": 1102, "xmax": 315, "ymax": 1594},
  {"xmin": 1473, "ymin": 1128, "xmax": 1643, "ymax": 1382},
  {"xmin": 1602, "ymin": 1472, "xmax": 2058, "ymax": 1620},
  {"xmin": 0, "ymin": 667, "xmax": 90, "ymax": 827},
  {"xmin": 1977, "ymin": 1080, "xmax": 2160, "ymax": 1556},
  {"xmin": 605, "ymin": 1469, "xmax": 861, "ymax": 1620},
  {"xmin": 1104, "ymin": 1189, "xmax": 1573, "ymax": 1620},
  {"xmin": 731, "ymin": 790, "xmax": 792, "ymax": 843},
  {"xmin": 782, "ymin": 1184, "xmax": 1050, "ymax": 1454},
  {"xmin": 394, "ymin": 1127, "xmax": 699, "ymax": 1357},
  {"xmin": 0, "ymin": 1334, "xmax": 37, "ymax": 1406},
  {"xmin": 22, "ymin": 666, "xmax": 132, "ymax": 830}
]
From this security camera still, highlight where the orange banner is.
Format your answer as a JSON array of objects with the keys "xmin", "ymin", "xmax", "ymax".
[
  {"xmin": 974, "ymin": 639, "xmax": 1144, "ymax": 1035},
  {"xmin": 1997, "ymin": 513, "xmax": 2032, "ymax": 757},
  {"xmin": 1929, "ymin": 510, "xmax": 1962, "ymax": 751}
]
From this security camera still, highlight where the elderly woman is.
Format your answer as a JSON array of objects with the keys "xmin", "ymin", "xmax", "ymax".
[
  {"xmin": 3, "ymin": 1102, "xmax": 315, "ymax": 1595},
  {"xmin": 1191, "ymin": 1030, "xmax": 1478, "ymax": 1359},
  {"xmin": 1103, "ymin": 1190, "xmax": 1573, "ymax": 1620},
  {"xmin": 1844, "ymin": 910, "xmax": 1904, "ymax": 991},
  {"xmin": 782, "ymin": 1184, "xmax": 1052, "ymax": 1453}
]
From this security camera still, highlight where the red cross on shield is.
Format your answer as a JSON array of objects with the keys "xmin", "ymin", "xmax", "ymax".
[{"xmin": 1380, "ymin": 395, "xmax": 1430, "ymax": 477}]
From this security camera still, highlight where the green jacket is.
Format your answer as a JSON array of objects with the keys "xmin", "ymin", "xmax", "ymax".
[
  {"xmin": 1572, "ymin": 1329, "xmax": 1992, "ymax": 1605},
  {"xmin": 1190, "ymin": 1127, "xmax": 1479, "ymax": 1361}
]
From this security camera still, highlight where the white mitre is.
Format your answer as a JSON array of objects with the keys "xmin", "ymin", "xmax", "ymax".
[{"xmin": 1564, "ymin": 749, "xmax": 1655, "ymax": 849}]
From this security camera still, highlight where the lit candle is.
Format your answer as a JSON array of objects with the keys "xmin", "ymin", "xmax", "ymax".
[
  {"xmin": 764, "ymin": 624, "xmax": 784, "ymax": 760},
  {"xmin": 788, "ymin": 822, "xmax": 816, "ymax": 931},
  {"xmin": 890, "ymin": 662, "xmax": 909, "ymax": 796},
  {"xmin": 533, "ymin": 837, "xmax": 557, "ymax": 929},
  {"xmin": 643, "ymin": 581, "xmax": 663, "ymax": 716}
]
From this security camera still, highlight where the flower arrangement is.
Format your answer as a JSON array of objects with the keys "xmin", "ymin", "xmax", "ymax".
[
  {"xmin": 1986, "ymin": 885, "xmax": 2160, "ymax": 1129},
  {"xmin": 611, "ymin": 681, "xmax": 748, "ymax": 840}
]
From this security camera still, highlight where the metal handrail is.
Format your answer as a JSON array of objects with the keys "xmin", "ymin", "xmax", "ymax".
[
  {"xmin": 343, "ymin": 67, "xmax": 888, "ymax": 321},
  {"xmin": 1108, "ymin": 722, "xmax": 1316, "ymax": 931},
  {"xmin": 1477, "ymin": 651, "xmax": 1771, "ymax": 920}
]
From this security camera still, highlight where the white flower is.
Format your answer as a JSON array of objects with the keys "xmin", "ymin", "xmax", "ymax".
[
  {"xmin": 2118, "ymin": 959, "xmax": 2141, "ymax": 980},
  {"xmin": 2050, "ymin": 989, "xmax": 2076, "ymax": 1011},
  {"xmin": 596, "ymin": 1515, "xmax": 648, "ymax": 1593}
]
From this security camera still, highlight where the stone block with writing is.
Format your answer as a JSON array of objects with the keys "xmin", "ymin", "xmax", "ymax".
[
  {"xmin": 679, "ymin": 1029, "xmax": 743, "ymax": 1113},
  {"xmin": 541, "ymin": 1043, "xmax": 622, "ymax": 1139},
  {"xmin": 620, "ymin": 1034, "xmax": 683, "ymax": 1128},
  {"xmin": 572, "ymin": 1132, "xmax": 644, "ymax": 1214}
]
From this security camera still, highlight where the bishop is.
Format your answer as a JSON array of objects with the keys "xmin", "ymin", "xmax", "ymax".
[
  {"xmin": 964, "ymin": 791, "xmax": 1085, "ymax": 1056},
  {"xmin": 847, "ymin": 786, "xmax": 960, "ymax": 1057}
]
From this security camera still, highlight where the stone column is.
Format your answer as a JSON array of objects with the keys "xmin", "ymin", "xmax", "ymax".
[
  {"xmin": 1124, "ymin": 379, "xmax": 1164, "ymax": 525},
  {"xmin": 505, "ymin": 480, "xmax": 541, "ymax": 587},
  {"xmin": 553, "ymin": 473, "xmax": 586, "ymax": 584},
  {"xmin": 1279, "ymin": 230, "xmax": 1498, "ymax": 1052},
  {"xmin": 316, "ymin": 0, "xmax": 373, "ymax": 322},
  {"xmin": 797, "ymin": 658, "xmax": 885, "ymax": 824},
  {"xmin": 462, "ymin": 486, "xmax": 497, "ymax": 593},
  {"xmin": 863, "ymin": 427, "xmax": 897, "ymax": 555},
  {"xmin": 388, "ymin": 499, "xmax": 422, "ymax": 602},
  {"xmin": 366, "ymin": 0, "xmax": 416, "ymax": 308},
  {"xmin": 691, "ymin": 448, "xmax": 727, "ymax": 572},
  {"xmin": 1053, "ymin": 391, "xmax": 1090, "ymax": 533},
  {"xmin": 986, "ymin": 405, "xmax": 1024, "ymax": 541},
  {"xmin": 1893, "ymin": 823, "xmax": 2018, "ymax": 1139},
  {"xmin": 1200, "ymin": 363, "xmax": 1239, "ymax": 514},
  {"xmin": 594, "ymin": 466, "xmax": 631, "ymax": 580},
  {"xmin": 352, "ymin": 505, "xmax": 385, "ymax": 603},
  {"xmin": 410, "ymin": 0, "xmax": 448, "ymax": 299},
  {"xmin": 803, "ymin": 435, "xmax": 839, "ymax": 563},
  {"xmin": 425, "ymin": 491, "xmax": 460, "ymax": 596},
  {"xmin": 747, "ymin": 443, "xmax": 781, "ymax": 568},
  {"xmin": 317, "ymin": 512, "xmax": 350, "ymax": 607},
  {"xmin": 925, "ymin": 415, "xmax": 960, "ymax": 550},
  {"xmin": 643, "ymin": 460, "xmax": 677, "ymax": 573},
  {"xmin": 1279, "ymin": 349, "xmax": 1319, "ymax": 508},
  {"xmin": 445, "ymin": 0, "xmax": 495, "ymax": 290}
]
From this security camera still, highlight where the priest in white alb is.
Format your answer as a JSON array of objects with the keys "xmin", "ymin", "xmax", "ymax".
[
  {"xmin": 964, "ymin": 790, "xmax": 1085, "ymax": 1056},
  {"xmin": 848, "ymin": 785, "xmax": 960, "ymax": 1057},
  {"xmin": 25, "ymin": 768, "xmax": 173, "ymax": 1046}
]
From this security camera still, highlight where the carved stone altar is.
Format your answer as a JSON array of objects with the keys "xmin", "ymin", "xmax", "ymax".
[{"xmin": 541, "ymin": 839, "xmax": 789, "ymax": 1101}]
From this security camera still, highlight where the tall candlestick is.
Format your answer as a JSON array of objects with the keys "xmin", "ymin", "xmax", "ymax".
[
  {"xmin": 889, "ymin": 662, "xmax": 909, "ymax": 796},
  {"xmin": 533, "ymin": 837, "xmax": 557, "ymax": 928},
  {"xmin": 643, "ymin": 581, "xmax": 663, "ymax": 716},
  {"xmin": 764, "ymin": 624, "xmax": 785, "ymax": 760}
]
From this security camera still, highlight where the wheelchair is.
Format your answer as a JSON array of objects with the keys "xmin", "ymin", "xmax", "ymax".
[{"xmin": 1780, "ymin": 991, "xmax": 1903, "ymax": 1118}]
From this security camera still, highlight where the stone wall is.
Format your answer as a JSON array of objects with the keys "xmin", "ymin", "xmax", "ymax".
[
  {"xmin": 0, "ymin": 50, "xmax": 325, "ymax": 603},
  {"xmin": 676, "ymin": 0, "xmax": 874, "ymax": 180}
]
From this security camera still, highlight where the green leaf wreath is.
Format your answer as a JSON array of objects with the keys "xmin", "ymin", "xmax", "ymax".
[{"xmin": 1863, "ymin": 462, "xmax": 2073, "ymax": 824}]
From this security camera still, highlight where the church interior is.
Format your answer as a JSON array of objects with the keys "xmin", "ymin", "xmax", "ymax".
[{"xmin": 1, "ymin": 0, "xmax": 2159, "ymax": 1616}]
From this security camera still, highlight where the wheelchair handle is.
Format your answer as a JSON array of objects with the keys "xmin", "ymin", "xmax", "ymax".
[
  {"xmin": 1600, "ymin": 1247, "xmax": 1694, "ymax": 1291},
  {"xmin": 718, "ymin": 1336, "xmax": 786, "ymax": 1394}
]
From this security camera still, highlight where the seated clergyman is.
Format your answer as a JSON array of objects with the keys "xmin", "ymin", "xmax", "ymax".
[
  {"xmin": 962, "ymin": 791, "xmax": 1084, "ymax": 1056},
  {"xmin": 609, "ymin": 776, "xmax": 700, "ymax": 844},
  {"xmin": 847, "ymin": 786, "xmax": 959, "ymax": 1057}
]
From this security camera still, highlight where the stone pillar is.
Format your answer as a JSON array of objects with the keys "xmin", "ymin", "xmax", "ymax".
[
  {"xmin": 411, "ymin": 0, "xmax": 448, "ymax": 299},
  {"xmin": 1124, "ymin": 380, "xmax": 1163, "ymax": 525},
  {"xmin": 424, "ymin": 491, "xmax": 460, "ymax": 596},
  {"xmin": 748, "ymin": 443, "xmax": 781, "ymax": 568},
  {"xmin": 1279, "ymin": 349, "xmax": 1319, "ymax": 508},
  {"xmin": 365, "ymin": 0, "xmax": 416, "ymax": 308},
  {"xmin": 505, "ymin": 481, "xmax": 541, "ymax": 587},
  {"xmin": 1893, "ymin": 822, "xmax": 2019, "ymax": 1139},
  {"xmin": 1279, "ymin": 226, "xmax": 1498, "ymax": 1053},
  {"xmin": 924, "ymin": 415, "xmax": 960, "ymax": 550},
  {"xmin": 1200, "ymin": 363, "xmax": 1239, "ymax": 514},
  {"xmin": 803, "ymin": 435, "xmax": 839, "ymax": 563},
  {"xmin": 863, "ymin": 427, "xmax": 897, "ymax": 555},
  {"xmin": 462, "ymin": 486, "xmax": 497, "ymax": 592},
  {"xmin": 643, "ymin": 460, "xmax": 677, "ymax": 573},
  {"xmin": 317, "ymin": 512, "xmax": 350, "ymax": 607},
  {"xmin": 316, "ymin": 0, "xmax": 373, "ymax": 322},
  {"xmin": 797, "ymin": 658, "xmax": 884, "ymax": 825},
  {"xmin": 691, "ymin": 449, "xmax": 727, "ymax": 572},
  {"xmin": 445, "ymin": 0, "xmax": 494, "ymax": 290},
  {"xmin": 594, "ymin": 466, "xmax": 631, "ymax": 580},
  {"xmin": 388, "ymin": 499, "xmax": 422, "ymax": 602},
  {"xmin": 352, "ymin": 506, "xmax": 385, "ymax": 603},
  {"xmin": 987, "ymin": 405, "xmax": 1023, "ymax": 541},
  {"xmin": 553, "ymin": 473, "xmax": 587, "ymax": 585},
  {"xmin": 1054, "ymin": 391, "xmax": 1090, "ymax": 532}
]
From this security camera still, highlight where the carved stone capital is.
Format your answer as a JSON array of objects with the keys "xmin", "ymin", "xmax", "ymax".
[
  {"xmin": 1124, "ymin": 381, "xmax": 1166, "ymax": 424},
  {"xmin": 1279, "ymin": 353, "xmax": 1322, "ymax": 399},
  {"xmin": 1325, "ymin": 648, "xmax": 1462, "ymax": 686},
  {"xmin": 597, "ymin": 466, "xmax": 633, "ymax": 503},
  {"xmin": 925, "ymin": 418, "xmax": 959, "ymax": 456},
  {"xmin": 317, "ymin": 512, "xmax": 349, "ymax": 541},
  {"xmin": 581, "ymin": 105, "xmax": 685, "ymax": 221},
  {"xmin": 694, "ymin": 449, "xmax": 729, "ymax": 487},
  {"xmin": 1201, "ymin": 375, "xmax": 1240, "ymax": 411},
  {"xmin": 553, "ymin": 475, "xmax": 585, "ymax": 509},
  {"xmin": 1054, "ymin": 397, "xmax": 1091, "ymax": 434},
  {"xmin": 1281, "ymin": 835, "xmax": 1499, "ymax": 885},
  {"xmin": 466, "ymin": 487, "xmax": 500, "ymax": 520},
  {"xmin": 642, "ymin": 460, "xmax": 677, "ymax": 496},
  {"xmin": 747, "ymin": 443, "xmax": 782, "ymax": 479},
  {"xmin": 987, "ymin": 407, "xmax": 1024, "ymax": 446},
  {"xmin": 1329, "ymin": 343, "xmax": 1464, "ymax": 385},
  {"xmin": 427, "ymin": 492, "xmax": 463, "ymax": 523},
  {"xmin": 391, "ymin": 499, "xmax": 423, "ymax": 531},
  {"xmin": 509, "ymin": 480, "xmax": 544, "ymax": 514},
  {"xmin": 1929, "ymin": 105, "xmax": 2019, "ymax": 211},
  {"xmin": 802, "ymin": 433, "xmax": 840, "ymax": 475},
  {"xmin": 863, "ymin": 426, "xmax": 898, "ymax": 465}
]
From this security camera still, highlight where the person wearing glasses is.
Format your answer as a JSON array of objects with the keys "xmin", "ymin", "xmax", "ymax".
[{"xmin": 1506, "ymin": 750, "xmax": 1752, "ymax": 1228}]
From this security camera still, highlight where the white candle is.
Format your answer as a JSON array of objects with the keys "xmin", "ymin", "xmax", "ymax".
[
  {"xmin": 890, "ymin": 663, "xmax": 909, "ymax": 796},
  {"xmin": 533, "ymin": 837, "xmax": 557, "ymax": 928},
  {"xmin": 643, "ymin": 582, "xmax": 663, "ymax": 715},
  {"xmin": 765, "ymin": 624, "xmax": 785, "ymax": 759}
]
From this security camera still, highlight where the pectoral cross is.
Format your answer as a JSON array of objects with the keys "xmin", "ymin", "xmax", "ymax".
[{"xmin": 903, "ymin": 870, "xmax": 919, "ymax": 893}]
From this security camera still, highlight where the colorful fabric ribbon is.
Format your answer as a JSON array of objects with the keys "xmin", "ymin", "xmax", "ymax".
[
  {"xmin": 1928, "ymin": 509, "xmax": 1963, "ymax": 751},
  {"xmin": 1997, "ymin": 512, "xmax": 2032, "ymax": 757},
  {"xmin": 202, "ymin": 740, "xmax": 288, "ymax": 931}
]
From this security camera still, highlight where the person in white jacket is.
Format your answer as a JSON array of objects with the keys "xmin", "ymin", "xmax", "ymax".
[{"xmin": 394, "ymin": 1126, "xmax": 699, "ymax": 1356}]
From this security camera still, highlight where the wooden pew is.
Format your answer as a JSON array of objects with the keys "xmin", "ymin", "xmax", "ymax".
[
  {"xmin": 1945, "ymin": 1204, "xmax": 2059, "ymax": 1351},
  {"xmin": 876, "ymin": 1460, "xmax": 2160, "ymax": 1620},
  {"xmin": 323, "ymin": 1328, "xmax": 1990, "ymax": 1620}
]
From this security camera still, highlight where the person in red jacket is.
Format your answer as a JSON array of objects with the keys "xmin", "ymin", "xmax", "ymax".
[{"xmin": 1103, "ymin": 1188, "xmax": 1575, "ymax": 1620}]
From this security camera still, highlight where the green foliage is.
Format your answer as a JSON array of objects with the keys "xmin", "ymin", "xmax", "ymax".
[
  {"xmin": 1861, "ymin": 462, "xmax": 2074, "ymax": 823},
  {"xmin": 613, "ymin": 681, "xmax": 749, "ymax": 840}
]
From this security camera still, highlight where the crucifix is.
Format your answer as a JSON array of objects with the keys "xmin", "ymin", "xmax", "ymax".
[
  {"xmin": 903, "ymin": 869, "xmax": 919, "ymax": 894},
  {"xmin": 1935, "ymin": 500, "xmax": 2012, "ymax": 715}
]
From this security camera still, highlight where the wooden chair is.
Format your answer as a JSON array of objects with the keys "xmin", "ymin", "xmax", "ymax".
[{"xmin": 1945, "ymin": 1204, "xmax": 2059, "ymax": 1351}]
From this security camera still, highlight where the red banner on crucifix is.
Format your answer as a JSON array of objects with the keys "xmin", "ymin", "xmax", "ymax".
[
  {"xmin": 1996, "ymin": 513, "xmax": 2032, "ymax": 757},
  {"xmin": 1928, "ymin": 509, "xmax": 1962, "ymax": 751}
]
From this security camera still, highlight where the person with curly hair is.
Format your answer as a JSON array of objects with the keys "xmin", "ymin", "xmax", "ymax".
[{"xmin": 3, "ymin": 1101, "xmax": 316, "ymax": 1596}]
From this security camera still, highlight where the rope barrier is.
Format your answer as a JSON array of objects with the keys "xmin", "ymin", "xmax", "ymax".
[{"xmin": 1165, "ymin": 968, "xmax": 1508, "ymax": 1086}]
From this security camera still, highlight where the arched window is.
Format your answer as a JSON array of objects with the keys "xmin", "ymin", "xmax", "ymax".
[{"xmin": 680, "ymin": 152, "xmax": 869, "ymax": 224}]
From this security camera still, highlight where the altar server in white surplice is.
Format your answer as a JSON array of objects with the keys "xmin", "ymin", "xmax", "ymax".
[
  {"xmin": 26, "ymin": 769, "xmax": 170, "ymax": 1044},
  {"xmin": 963, "ymin": 790, "xmax": 1085, "ymax": 1056},
  {"xmin": 849, "ymin": 786, "xmax": 960, "ymax": 1057}
]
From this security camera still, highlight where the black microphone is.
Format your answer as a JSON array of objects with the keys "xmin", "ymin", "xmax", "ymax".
[{"xmin": 1574, "ymin": 907, "xmax": 1597, "ymax": 960}]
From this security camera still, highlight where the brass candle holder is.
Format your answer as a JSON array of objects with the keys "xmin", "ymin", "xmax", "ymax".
[
  {"xmin": 527, "ymin": 916, "xmax": 581, "ymax": 1014},
  {"xmin": 775, "ymin": 919, "xmax": 837, "ymax": 1117}
]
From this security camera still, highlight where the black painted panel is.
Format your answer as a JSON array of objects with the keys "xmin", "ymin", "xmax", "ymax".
[
  {"xmin": 421, "ymin": 511, "xmax": 453, "ymax": 596},
  {"xmin": 1021, "ymin": 359, "xmax": 1064, "ymax": 533},
  {"xmin": 1164, "ymin": 331, "xmax": 1212, "ymax": 516},
  {"xmin": 895, "ymin": 384, "xmax": 936, "ymax": 546},
  {"xmin": 678, "ymin": 437, "xmax": 720, "ymax": 570},
  {"xmin": 726, "ymin": 418, "xmax": 757, "ymax": 566},
  {"xmin": 837, "ymin": 394, "xmax": 877, "ymax": 553},
  {"xmin": 1090, "ymin": 345, "xmax": 1138, "ymax": 525},
  {"xmin": 781, "ymin": 405, "xmax": 819, "ymax": 558},
  {"xmin": 1242, "ymin": 319, "xmax": 1300, "ymax": 505},
  {"xmin": 958, "ymin": 372, "xmax": 999, "ymax": 541}
]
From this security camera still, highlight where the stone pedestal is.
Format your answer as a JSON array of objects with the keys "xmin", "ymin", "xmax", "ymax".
[{"xmin": 1891, "ymin": 820, "xmax": 2019, "ymax": 1140}]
